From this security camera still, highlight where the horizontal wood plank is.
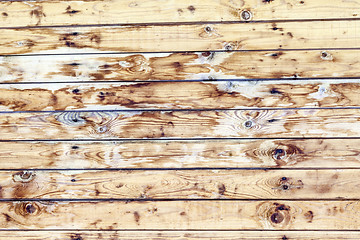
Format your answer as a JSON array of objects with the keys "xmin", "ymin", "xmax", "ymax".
[
  {"xmin": 0, "ymin": 200, "xmax": 359, "ymax": 229},
  {"xmin": 1, "ymin": 50, "xmax": 359, "ymax": 83},
  {"xmin": 1, "ymin": 0, "xmax": 360, "ymax": 28},
  {"xmin": 0, "ymin": 109, "xmax": 360, "ymax": 140},
  {"xmin": 1, "ymin": 21, "xmax": 359, "ymax": 55},
  {"xmin": 1, "ymin": 169, "xmax": 359, "ymax": 199},
  {"xmin": 0, "ymin": 139, "xmax": 359, "ymax": 169},
  {"xmin": 0, "ymin": 79, "xmax": 359, "ymax": 111},
  {"xmin": 1, "ymin": 230, "xmax": 360, "ymax": 239}
]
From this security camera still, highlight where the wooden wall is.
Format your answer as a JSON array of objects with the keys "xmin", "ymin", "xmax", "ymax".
[{"xmin": 1, "ymin": 0, "xmax": 360, "ymax": 239}]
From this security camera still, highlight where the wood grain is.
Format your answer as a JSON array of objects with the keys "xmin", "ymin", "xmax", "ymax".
[
  {"xmin": 1, "ymin": 79, "xmax": 360, "ymax": 111},
  {"xmin": 0, "ymin": 200, "xmax": 359, "ymax": 230},
  {"xmin": 1, "ymin": 20, "xmax": 359, "ymax": 55},
  {"xmin": 1, "ymin": 0, "xmax": 360, "ymax": 28},
  {"xmin": 1, "ymin": 50, "xmax": 359, "ymax": 83},
  {"xmin": 1, "ymin": 230, "xmax": 360, "ymax": 240},
  {"xmin": 1, "ymin": 109, "xmax": 360, "ymax": 140},
  {"xmin": 1, "ymin": 169, "xmax": 359, "ymax": 199},
  {"xmin": 0, "ymin": 139, "xmax": 359, "ymax": 169}
]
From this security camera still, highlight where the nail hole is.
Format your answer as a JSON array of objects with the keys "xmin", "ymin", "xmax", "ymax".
[
  {"xmin": 270, "ymin": 212, "xmax": 284, "ymax": 224},
  {"xmin": 224, "ymin": 44, "xmax": 233, "ymax": 51},
  {"xmin": 240, "ymin": 10, "xmax": 252, "ymax": 21},
  {"xmin": 244, "ymin": 120, "xmax": 253, "ymax": 128},
  {"xmin": 320, "ymin": 51, "xmax": 333, "ymax": 60},
  {"xmin": 205, "ymin": 26, "xmax": 212, "ymax": 33},
  {"xmin": 97, "ymin": 126, "xmax": 107, "ymax": 133},
  {"xmin": 282, "ymin": 184, "xmax": 289, "ymax": 190},
  {"xmin": 273, "ymin": 148, "xmax": 286, "ymax": 160},
  {"xmin": 25, "ymin": 203, "xmax": 36, "ymax": 214},
  {"xmin": 72, "ymin": 89, "xmax": 80, "ymax": 94}
]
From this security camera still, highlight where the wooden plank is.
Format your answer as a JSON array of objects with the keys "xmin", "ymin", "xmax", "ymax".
[
  {"xmin": 0, "ymin": 79, "xmax": 360, "ymax": 111},
  {"xmin": 2, "ymin": 169, "xmax": 359, "ymax": 199},
  {"xmin": 1, "ymin": 20, "xmax": 359, "ymax": 55},
  {"xmin": 1, "ymin": 139, "xmax": 360, "ymax": 169},
  {"xmin": 1, "ymin": 230, "xmax": 360, "ymax": 240},
  {"xmin": 0, "ymin": 109, "xmax": 360, "ymax": 140},
  {"xmin": 1, "ymin": 50, "xmax": 359, "ymax": 83},
  {"xmin": 1, "ymin": 0, "xmax": 360, "ymax": 28},
  {"xmin": 0, "ymin": 200, "xmax": 359, "ymax": 229}
]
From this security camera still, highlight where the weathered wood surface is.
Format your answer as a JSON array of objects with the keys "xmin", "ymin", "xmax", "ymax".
[
  {"xmin": 2, "ymin": 169, "xmax": 359, "ymax": 199},
  {"xmin": 1, "ymin": 50, "xmax": 358, "ymax": 83},
  {"xmin": 1, "ymin": 0, "xmax": 360, "ymax": 28},
  {"xmin": 1, "ymin": 79, "xmax": 360, "ymax": 111},
  {"xmin": 2, "ymin": 139, "xmax": 360, "ymax": 169},
  {"xmin": 2, "ymin": 230, "xmax": 360, "ymax": 240},
  {"xmin": 1, "ymin": 109, "xmax": 360, "ymax": 140},
  {"xmin": 1, "ymin": 21, "xmax": 359, "ymax": 55},
  {"xmin": 0, "ymin": 200, "xmax": 359, "ymax": 230}
]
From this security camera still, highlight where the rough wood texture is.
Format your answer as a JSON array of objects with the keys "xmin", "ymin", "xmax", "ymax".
[
  {"xmin": 0, "ymin": 200, "xmax": 359, "ymax": 230},
  {"xmin": 1, "ymin": 50, "xmax": 358, "ymax": 83},
  {"xmin": 1, "ymin": 230, "xmax": 360, "ymax": 240},
  {"xmin": 1, "ymin": 20, "xmax": 359, "ymax": 55},
  {"xmin": 1, "ymin": 169, "xmax": 359, "ymax": 199},
  {"xmin": 2, "ymin": 139, "xmax": 360, "ymax": 169},
  {"xmin": 1, "ymin": 109, "xmax": 360, "ymax": 140},
  {"xmin": 0, "ymin": 79, "xmax": 360, "ymax": 111},
  {"xmin": 1, "ymin": 0, "xmax": 360, "ymax": 28}
]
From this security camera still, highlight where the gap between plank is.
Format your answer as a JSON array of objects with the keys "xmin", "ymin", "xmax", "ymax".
[{"xmin": 2, "ymin": 18, "xmax": 360, "ymax": 30}]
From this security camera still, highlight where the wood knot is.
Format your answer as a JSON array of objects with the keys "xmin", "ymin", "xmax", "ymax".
[
  {"xmin": 271, "ymin": 144, "xmax": 303, "ymax": 166},
  {"xmin": 13, "ymin": 171, "xmax": 36, "ymax": 183},
  {"xmin": 54, "ymin": 112, "xmax": 87, "ymax": 126},
  {"xmin": 240, "ymin": 10, "xmax": 252, "ymax": 21},
  {"xmin": 256, "ymin": 202, "xmax": 292, "ymax": 228},
  {"xmin": 15, "ymin": 202, "xmax": 42, "ymax": 217},
  {"xmin": 270, "ymin": 212, "xmax": 284, "ymax": 223},
  {"xmin": 273, "ymin": 177, "xmax": 304, "ymax": 191}
]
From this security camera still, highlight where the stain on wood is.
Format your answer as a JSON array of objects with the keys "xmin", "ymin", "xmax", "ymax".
[
  {"xmin": 0, "ymin": 79, "xmax": 360, "ymax": 110},
  {"xmin": 0, "ymin": 169, "xmax": 356, "ymax": 199},
  {"xmin": 1, "ymin": 50, "xmax": 359, "ymax": 83},
  {"xmin": 1, "ymin": 0, "xmax": 360, "ymax": 28},
  {"xmin": 0, "ymin": 200, "xmax": 358, "ymax": 229},
  {"xmin": 1, "ymin": 21, "xmax": 360, "ymax": 55},
  {"xmin": 0, "ymin": 138, "xmax": 358, "ymax": 169},
  {"xmin": 1, "ymin": 0, "xmax": 359, "ymax": 236},
  {"xmin": 0, "ymin": 109, "xmax": 360, "ymax": 140},
  {"xmin": 0, "ymin": 230, "xmax": 359, "ymax": 239}
]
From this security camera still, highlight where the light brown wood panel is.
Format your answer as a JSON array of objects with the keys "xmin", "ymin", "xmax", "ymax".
[
  {"xmin": 1, "ymin": 169, "xmax": 359, "ymax": 199},
  {"xmin": 2, "ymin": 230, "xmax": 360, "ymax": 240},
  {"xmin": 0, "ymin": 200, "xmax": 359, "ymax": 229},
  {"xmin": 1, "ymin": 20, "xmax": 359, "ymax": 55},
  {"xmin": 0, "ymin": 139, "xmax": 359, "ymax": 169},
  {"xmin": 1, "ymin": 0, "xmax": 360, "ymax": 28},
  {"xmin": 0, "ymin": 109, "xmax": 359, "ymax": 140},
  {"xmin": 0, "ymin": 79, "xmax": 359, "ymax": 111},
  {"xmin": 1, "ymin": 50, "xmax": 358, "ymax": 83}
]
